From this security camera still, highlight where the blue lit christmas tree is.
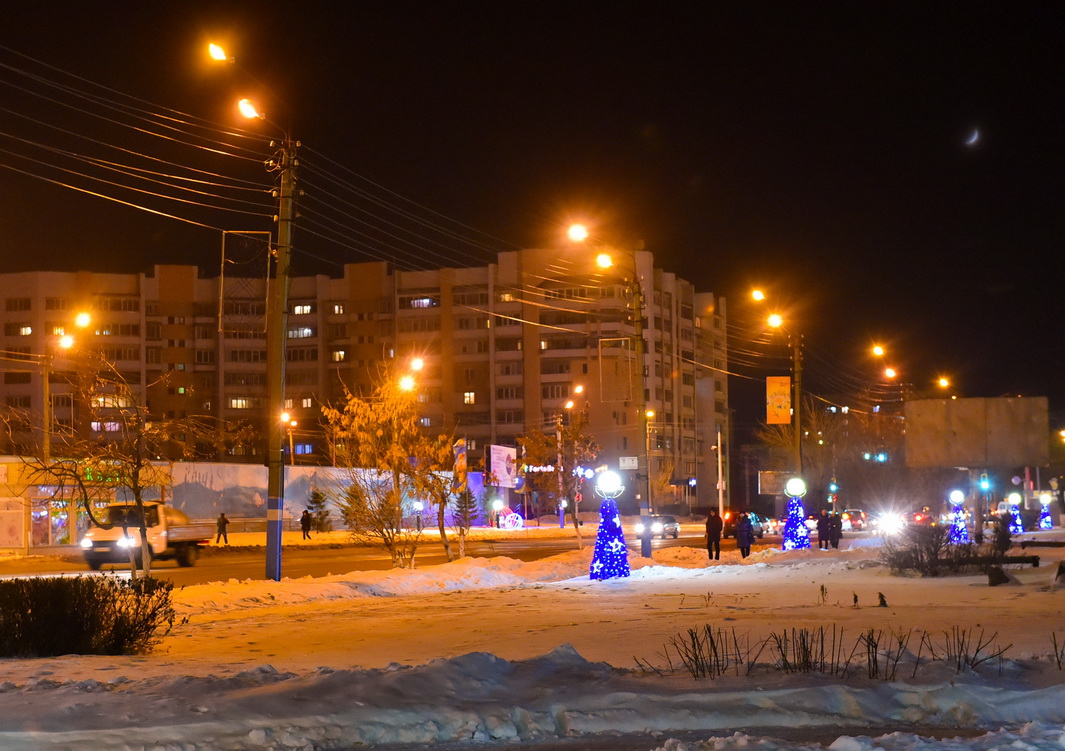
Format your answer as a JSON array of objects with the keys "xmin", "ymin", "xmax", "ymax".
[
  {"xmin": 590, "ymin": 498, "xmax": 630, "ymax": 580},
  {"xmin": 1008, "ymin": 501, "xmax": 1025, "ymax": 535},
  {"xmin": 1039, "ymin": 498, "xmax": 1053, "ymax": 530},
  {"xmin": 782, "ymin": 495, "xmax": 811, "ymax": 551},
  {"xmin": 948, "ymin": 504, "xmax": 970, "ymax": 545}
]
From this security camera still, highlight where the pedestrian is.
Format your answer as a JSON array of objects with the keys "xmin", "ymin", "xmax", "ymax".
[
  {"xmin": 300, "ymin": 509, "xmax": 313, "ymax": 540},
  {"xmin": 735, "ymin": 513, "xmax": 754, "ymax": 558},
  {"xmin": 705, "ymin": 508, "xmax": 723, "ymax": 560},
  {"xmin": 829, "ymin": 511, "xmax": 843, "ymax": 549},
  {"xmin": 215, "ymin": 512, "xmax": 230, "ymax": 545},
  {"xmin": 816, "ymin": 509, "xmax": 831, "ymax": 550}
]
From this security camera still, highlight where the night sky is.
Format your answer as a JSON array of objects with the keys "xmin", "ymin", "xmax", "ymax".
[{"xmin": 2, "ymin": 3, "xmax": 1063, "ymax": 419}]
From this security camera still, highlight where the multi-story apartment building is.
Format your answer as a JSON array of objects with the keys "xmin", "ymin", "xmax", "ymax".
[{"xmin": 0, "ymin": 247, "xmax": 729, "ymax": 514}]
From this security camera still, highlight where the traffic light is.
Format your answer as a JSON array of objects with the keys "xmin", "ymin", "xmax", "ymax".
[{"xmin": 979, "ymin": 473, "xmax": 991, "ymax": 492}]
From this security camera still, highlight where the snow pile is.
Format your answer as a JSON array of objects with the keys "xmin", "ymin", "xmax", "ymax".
[{"xmin": 0, "ymin": 534, "xmax": 1064, "ymax": 750}]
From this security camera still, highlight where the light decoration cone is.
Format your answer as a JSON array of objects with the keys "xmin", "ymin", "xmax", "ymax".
[
  {"xmin": 781, "ymin": 478, "xmax": 810, "ymax": 551},
  {"xmin": 1039, "ymin": 494, "xmax": 1053, "ymax": 530},
  {"xmin": 948, "ymin": 490, "xmax": 969, "ymax": 544},
  {"xmin": 1008, "ymin": 493, "xmax": 1024, "ymax": 535},
  {"xmin": 589, "ymin": 497, "xmax": 630, "ymax": 580}
]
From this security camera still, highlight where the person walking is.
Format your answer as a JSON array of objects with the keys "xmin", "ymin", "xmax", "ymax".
[
  {"xmin": 705, "ymin": 508, "xmax": 723, "ymax": 560},
  {"xmin": 829, "ymin": 511, "xmax": 843, "ymax": 549},
  {"xmin": 735, "ymin": 513, "xmax": 754, "ymax": 559},
  {"xmin": 300, "ymin": 509, "xmax": 313, "ymax": 540},
  {"xmin": 816, "ymin": 509, "xmax": 831, "ymax": 550},
  {"xmin": 215, "ymin": 512, "xmax": 230, "ymax": 545}
]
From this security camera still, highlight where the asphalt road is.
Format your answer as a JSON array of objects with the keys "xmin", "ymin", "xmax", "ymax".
[{"xmin": 0, "ymin": 530, "xmax": 782, "ymax": 585}]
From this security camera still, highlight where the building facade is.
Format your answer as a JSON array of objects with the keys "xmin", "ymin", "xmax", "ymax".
[{"xmin": 0, "ymin": 247, "xmax": 729, "ymax": 514}]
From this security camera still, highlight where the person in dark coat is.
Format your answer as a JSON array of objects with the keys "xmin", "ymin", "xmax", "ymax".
[
  {"xmin": 705, "ymin": 509, "xmax": 723, "ymax": 560},
  {"xmin": 300, "ymin": 509, "xmax": 313, "ymax": 540},
  {"xmin": 735, "ymin": 513, "xmax": 754, "ymax": 558},
  {"xmin": 215, "ymin": 513, "xmax": 230, "ymax": 545},
  {"xmin": 829, "ymin": 511, "xmax": 843, "ymax": 549},
  {"xmin": 816, "ymin": 509, "xmax": 831, "ymax": 550}
]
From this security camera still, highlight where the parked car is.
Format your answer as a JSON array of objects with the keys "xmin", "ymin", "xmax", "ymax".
[
  {"xmin": 722, "ymin": 511, "xmax": 766, "ymax": 539},
  {"xmin": 635, "ymin": 515, "xmax": 680, "ymax": 539},
  {"xmin": 841, "ymin": 508, "xmax": 867, "ymax": 531}
]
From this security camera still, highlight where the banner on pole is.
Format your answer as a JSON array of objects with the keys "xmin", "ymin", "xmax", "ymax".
[
  {"xmin": 451, "ymin": 438, "xmax": 468, "ymax": 493},
  {"xmin": 766, "ymin": 376, "xmax": 792, "ymax": 425},
  {"xmin": 489, "ymin": 444, "xmax": 519, "ymax": 488}
]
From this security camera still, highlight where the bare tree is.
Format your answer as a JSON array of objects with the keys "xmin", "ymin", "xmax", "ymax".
[
  {"xmin": 518, "ymin": 405, "xmax": 600, "ymax": 549},
  {"xmin": 322, "ymin": 379, "xmax": 455, "ymax": 568},
  {"xmin": 18, "ymin": 353, "xmax": 250, "ymax": 579}
]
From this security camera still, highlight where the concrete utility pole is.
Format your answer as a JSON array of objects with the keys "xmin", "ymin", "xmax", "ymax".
[
  {"xmin": 631, "ymin": 275, "xmax": 652, "ymax": 515},
  {"xmin": 265, "ymin": 138, "xmax": 298, "ymax": 582},
  {"xmin": 793, "ymin": 333, "xmax": 803, "ymax": 477}
]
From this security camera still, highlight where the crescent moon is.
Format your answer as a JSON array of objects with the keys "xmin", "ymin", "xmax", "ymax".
[{"xmin": 965, "ymin": 128, "xmax": 980, "ymax": 146}]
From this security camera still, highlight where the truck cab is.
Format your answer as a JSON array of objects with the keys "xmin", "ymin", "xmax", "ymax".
[{"xmin": 80, "ymin": 502, "xmax": 210, "ymax": 570}]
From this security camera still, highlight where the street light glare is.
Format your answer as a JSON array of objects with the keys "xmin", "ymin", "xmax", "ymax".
[
  {"xmin": 208, "ymin": 43, "xmax": 230, "ymax": 62},
  {"xmin": 567, "ymin": 224, "xmax": 589, "ymax": 243},
  {"xmin": 872, "ymin": 345, "xmax": 885, "ymax": 357},
  {"xmin": 74, "ymin": 311, "xmax": 91, "ymax": 329},
  {"xmin": 751, "ymin": 289, "xmax": 765, "ymax": 302},
  {"xmin": 238, "ymin": 98, "xmax": 264, "ymax": 120},
  {"xmin": 280, "ymin": 411, "xmax": 291, "ymax": 423},
  {"xmin": 767, "ymin": 313, "xmax": 783, "ymax": 328},
  {"xmin": 884, "ymin": 367, "xmax": 897, "ymax": 379},
  {"xmin": 595, "ymin": 252, "xmax": 613, "ymax": 270},
  {"xmin": 409, "ymin": 357, "xmax": 425, "ymax": 371},
  {"xmin": 937, "ymin": 377, "xmax": 950, "ymax": 388},
  {"xmin": 398, "ymin": 375, "xmax": 416, "ymax": 392},
  {"xmin": 57, "ymin": 335, "xmax": 74, "ymax": 350}
]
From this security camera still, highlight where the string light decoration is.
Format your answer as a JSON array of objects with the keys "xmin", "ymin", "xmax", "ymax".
[
  {"xmin": 589, "ymin": 497, "xmax": 630, "ymax": 580},
  {"xmin": 1039, "ymin": 494, "xmax": 1053, "ymax": 530},
  {"xmin": 948, "ymin": 490, "xmax": 969, "ymax": 545},
  {"xmin": 1007, "ymin": 493, "xmax": 1024, "ymax": 535},
  {"xmin": 782, "ymin": 478, "xmax": 811, "ymax": 551}
]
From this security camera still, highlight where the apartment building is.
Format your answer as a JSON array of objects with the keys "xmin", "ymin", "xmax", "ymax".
[{"xmin": 0, "ymin": 247, "xmax": 729, "ymax": 514}]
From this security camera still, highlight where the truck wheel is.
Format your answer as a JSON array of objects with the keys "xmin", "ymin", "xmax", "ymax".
[
  {"xmin": 176, "ymin": 544, "xmax": 198, "ymax": 567},
  {"xmin": 87, "ymin": 559, "xmax": 102, "ymax": 571}
]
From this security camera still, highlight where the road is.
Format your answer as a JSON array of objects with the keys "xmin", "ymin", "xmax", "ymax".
[{"xmin": 0, "ymin": 529, "xmax": 783, "ymax": 585}]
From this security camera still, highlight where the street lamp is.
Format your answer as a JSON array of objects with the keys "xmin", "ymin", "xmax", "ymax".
[
  {"xmin": 211, "ymin": 43, "xmax": 300, "ymax": 582},
  {"xmin": 569, "ymin": 225, "xmax": 651, "ymax": 515},
  {"xmin": 280, "ymin": 412, "xmax": 298, "ymax": 466}
]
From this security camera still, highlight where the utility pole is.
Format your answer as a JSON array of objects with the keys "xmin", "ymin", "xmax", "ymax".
[
  {"xmin": 631, "ymin": 275, "xmax": 652, "ymax": 516},
  {"xmin": 265, "ymin": 138, "xmax": 297, "ymax": 582},
  {"xmin": 793, "ymin": 333, "xmax": 803, "ymax": 477},
  {"xmin": 716, "ymin": 425, "xmax": 725, "ymax": 517},
  {"xmin": 41, "ymin": 356, "xmax": 52, "ymax": 463}
]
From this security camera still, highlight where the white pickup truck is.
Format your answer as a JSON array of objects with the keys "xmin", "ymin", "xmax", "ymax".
[{"xmin": 80, "ymin": 502, "xmax": 213, "ymax": 570}]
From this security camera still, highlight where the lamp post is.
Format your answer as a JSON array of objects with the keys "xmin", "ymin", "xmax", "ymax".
[
  {"xmin": 568, "ymin": 225, "xmax": 652, "ymax": 515},
  {"xmin": 213, "ymin": 44, "xmax": 300, "ymax": 582}
]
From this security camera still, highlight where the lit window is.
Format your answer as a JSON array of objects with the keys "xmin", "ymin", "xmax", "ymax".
[
  {"xmin": 410, "ymin": 297, "xmax": 434, "ymax": 309},
  {"xmin": 293, "ymin": 304, "xmax": 312, "ymax": 315},
  {"xmin": 229, "ymin": 398, "xmax": 251, "ymax": 409},
  {"xmin": 19, "ymin": 326, "xmax": 31, "ymax": 336},
  {"xmin": 288, "ymin": 327, "xmax": 314, "ymax": 339},
  {"xmin": 284, "ymin": 398, "xmax": 293, "ymax": 409},
  {"xmin": 332, "ymin": 303, "xmax": 345, "ymax": 314},
  {"xmin": 419, "ymin": 417, "xmax": 431, "ymax": 427},
  {"xmin": 301, "ymin": 397, "xmax": 312, "ymax": 408},
  {"xmin": 331, "ymin": 350, "xmax": 346, "ymax": 362},
  {"xmin": 463, "ymin": 391, "xmax": 476, "ymax": 405}
]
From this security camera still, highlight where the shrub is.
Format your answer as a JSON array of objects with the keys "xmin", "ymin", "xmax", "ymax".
[{"xmin": 0, "ymin": 576, "xmax": 175, "ymax": 657}]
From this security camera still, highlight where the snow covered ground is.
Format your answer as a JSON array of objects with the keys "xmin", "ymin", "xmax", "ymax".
[{"xmin": 1, "ymin": 530, "xmax": 1065, "ymax": 750}]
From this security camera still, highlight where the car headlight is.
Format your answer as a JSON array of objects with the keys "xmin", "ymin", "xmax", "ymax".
[
  {"xmin": 879, "ymin": 514, "xmax": 905, "ymax": 536},
  {"xmin": 651, "ymin": 522, "xmax": 664, "ymax": 533},
  {"xmin": 80, "ymin": 538, "xmax": 93, "ymax": 549},
  {"xmin": 117, "ymin": 536, "xmax": 135, "ymax": 548},
  {"xmin": 635, "ymin": 523, "xmax": 645, "ymax": 534}
]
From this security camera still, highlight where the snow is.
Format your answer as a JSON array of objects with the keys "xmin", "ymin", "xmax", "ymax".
[{"xmin": 2, "ymin": 529, "xmax": 1065, "ymax": 750}]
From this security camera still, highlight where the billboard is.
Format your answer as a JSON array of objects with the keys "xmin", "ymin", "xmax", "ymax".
[
  {"xmin": 488, "ymin": 445, "xmax": 519, "ymax": 488},
  {"xmin": 904, "ymin": 397, "xmax": 1049, "ymax": 468},
  {"xmin": 766, "ymin": 376, "xmax": 791, "ymax": 425}
]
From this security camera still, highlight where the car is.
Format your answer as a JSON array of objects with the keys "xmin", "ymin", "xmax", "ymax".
[
  {"xmin": 722, "ymin": 511, "xmax": 766, "ymax": 539},
  {"xmin": 841, "ymin": 508, "xmax": 867, "ymax": 531},
  {"xmin": 635, "ymin": 515, "xmax": 680, "ymax": 539}
]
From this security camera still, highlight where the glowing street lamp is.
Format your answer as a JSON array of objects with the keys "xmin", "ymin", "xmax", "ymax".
[{"xmin": 211, "ymin": 43, "xmax": 299, "ymax": 583}]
